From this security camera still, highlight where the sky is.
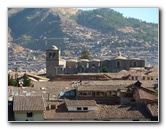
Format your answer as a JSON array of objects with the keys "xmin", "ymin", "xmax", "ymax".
[{"xmin": 79, "ymin": 8, "xmax": 159, "ymax": 24}]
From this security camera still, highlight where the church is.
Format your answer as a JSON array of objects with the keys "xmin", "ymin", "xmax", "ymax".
[{"xmin": 46, "ymin": 45, "xmax": 145, "ymax": 78}]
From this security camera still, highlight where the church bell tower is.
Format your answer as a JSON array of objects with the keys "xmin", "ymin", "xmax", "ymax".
[{"xmin": 46, "ymin": 45, "xmax": 60, "ymax": 78}]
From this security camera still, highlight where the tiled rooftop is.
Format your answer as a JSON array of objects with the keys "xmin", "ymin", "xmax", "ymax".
[
  {"xmin": 13, "ymin": 96, "xmax": 45, "ymax": 111},
  {"xmin": 147, "ymin": 103, "xmax": 158, "ymax": 117},
  {"xmin": 44, "ymin": 102, "xmax": 151, "ymax": 121},
  {"xmin": 137, "ymin": 88, "xmax": 158, "ymax": 101},
  {"xmin": 65, "ymin": 100, "xmax": 96, "ymax": 107}
]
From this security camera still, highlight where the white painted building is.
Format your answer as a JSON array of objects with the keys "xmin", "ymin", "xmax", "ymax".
[{"xmin": 65, "ymin": 100, "xmax": 97, "ymax": 112}]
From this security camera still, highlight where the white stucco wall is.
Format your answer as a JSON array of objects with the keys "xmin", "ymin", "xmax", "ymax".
[
  {"xmin": 67, "ymin": 106, "xmax": 96, "ymax": 111},
  {"xmin": 14, "ymin": 111, "xmax": 44, "ymax": 121}
]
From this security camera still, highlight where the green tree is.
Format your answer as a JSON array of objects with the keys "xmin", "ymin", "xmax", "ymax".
[
  {"xmin": 22, "ymin": 73, "xmax": 34, "ymax": 87},
  {"xmin": 8, "ymin": 72, "xmax": 19, "ymax": 87},
  {"xmin": 8, "ymin": 73, "xmax": 12, "ymax": 86},
  {"xmin": 102, "ymin": 66, "xmax": 110, "ymax": 73},
  {"xmin": 80, "ymin": 48, "xmax": 91, "ymax": 59},
  {"xmin": 154, "ymin": 88, "xmax": 158, "ymax": 96}
]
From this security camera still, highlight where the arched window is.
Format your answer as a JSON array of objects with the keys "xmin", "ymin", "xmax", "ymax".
[
  {"xmin": 53, "ymin": 53, "xmax": 55, "ymax": 58},
  {"xmin": 49, "ymin": 53, "xmax": 52, "ymax": 58},
  {"xmin": 117, "ymin": 61, "xmax": 120, "ymax": 67},
  {"xmin": 133, "ymin": 62, "xmax": 137, "ymax": 67}
]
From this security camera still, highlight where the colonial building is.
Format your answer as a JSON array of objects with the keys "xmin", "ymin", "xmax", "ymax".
[
  {"xmin": 46, "ymin": 45, "xmax": 145, "ymax": 78},
  {"xmin": 13, "ymin": 96, "xmax": 45, "ymax": 121}
]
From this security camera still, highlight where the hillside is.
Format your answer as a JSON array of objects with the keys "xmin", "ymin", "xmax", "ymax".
[
  {"xmin": 8, "ymin": 8, "xmax": 158, "ymax": 66},
  {"xmin": 76, "ymin": 8, "xmax": 158, "ymax": 42}
]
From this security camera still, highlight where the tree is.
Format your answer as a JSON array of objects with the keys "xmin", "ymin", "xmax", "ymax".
[
  {"xmin": 8, "ymin": 73, "xmax": 12, "ymax": 86},
  {"xmin": 22, "ymin": 73, "xmax": 34, "ymax": 87},
  {"xmin": 154, "ymin": 88, "xmax": 158, "ymax": 96},
  {"xmin": 8, "ymin": 72, "xmax": 19, "ymax": 86},
  {"xmin": 80, "ymin": 48, "xmax": 91, "ymax": 59},
  {"xmin": 102, "ymin": 66, "xmax": 110, "ymax": 73}
]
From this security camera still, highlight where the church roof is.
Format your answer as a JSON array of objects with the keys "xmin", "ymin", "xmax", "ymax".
[
  {"xmin": 114, "ymin": 51, "xmax": 127, "ymax": 60},
  {"xmin": 114, "ymin": 55, "xmax": 127, "ymax": 60},
  {"xmin": 130, "ymin": 58, "xmax": 140, "ymax": 60},
  {"xmin": 90, "ymin": 59, "xmax": 100, "ymax": 62},
  {"xmin": 79, "ymin": 59, "xmax": 89, "ymax": 62},
  {"xmin": 66, "ymin": 59, "xmax": 77, "ymax": 62},
  {"xmin": 48, "ymin": 45, "xmax": 58, "ymax": 50}
]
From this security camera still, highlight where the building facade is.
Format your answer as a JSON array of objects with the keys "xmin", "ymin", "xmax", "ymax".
[{"xmin": 46, "ymin": 45, "xmax": 145, "ymax": 78}]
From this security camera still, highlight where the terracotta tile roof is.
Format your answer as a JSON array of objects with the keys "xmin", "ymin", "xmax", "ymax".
[
  {"xmin": 13, "ymin": 96, "xmax": 45, "ymax": 111},
  {"xmin": 44, "ymin": 102, "xmax": 151, "ymax": 120},
  {"xmin": 78, "ymin": 85, "xmax": 128, "ymax": 91},
  {"xmin": 96, "ymin": 104, "xmax": 150, "ymax": 119},
  {"xmin": 137, "ymin": 88, "xmax": 158, "ymax": 101},
  {"xmin": 44, "ymin": 110, "xmax": 96, "ymax": 120},
  {"xmin": 65, "ymin": 100, "xmax": 96, "ymax": 107},
  {"xmin": 147, "ymin": 103, "xmax": 158, "ymax": 117}
]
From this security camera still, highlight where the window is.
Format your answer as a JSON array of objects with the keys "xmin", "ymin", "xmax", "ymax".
[
  {"xmin": 106, "ymin": 92, "xmax": 111, "ymax": 97},
  {"xmin": 53, "ymin": 53, "xmax": 55, "ymax": 58},
  {"xmin": 133, "ymin": 62, "xmax": 137, "ymax": 67},
  {"xmin": 27, "ymin": 112, "xmax": 33, "ymax": 117},
  {"xmin": 77, "ymin": 107, "xmax": 82, "ymax": 111},
  {"xmin": 83, "ymin": 107, "xmax": 88, "ymax": 111},
  {"xmin": 111, "ymin": 91, "xmax": 117, "ymax": 97},
  {"xmin": 83, "ymin": 92, "xmax": 87, "ymax": 96},
  {"xmin": 49, "ymin": 53, "xmax": 52, "ymax": 58},
  {"xmin": 143, "ymin": 76, "xmax": 145, "ymax": 80},
  {"xmin": 88, "ymin": 92, "xmax": 91, "ymax": 95},
  {"xmin": 132, "ymin": 119, "xmax": 139, "ymax": 121},
  {"xmin": 117, "ymin": 61, "xmax": 120, "ymax": 67},
  {"xmin": 132, "ymin": 76, "xmax": 134, "ymax": 80},
  {"xmin": 79, "ymin": 92, "xmax": 83, "ymax": 96},
  {"xmin": 100, "ymin": 92, "xmax": 104, "ymax": 96},
  {"xmin": 92, "ymin": 92, "xmax": 95, "ymax": 97},
  {"xmin": 135, "ymin": 76, "xmax": 138, "ymax": 80},
  {"xmin": 51, "ymin": 105, "xmax": 56, "ymax": 109},
  {"xmin": 96, "ymin": 92, "xmax": 100, "ymax": 96},
  {"xmin": 46, "ymin": 105, "xmax": 49, "ymax": 110}
]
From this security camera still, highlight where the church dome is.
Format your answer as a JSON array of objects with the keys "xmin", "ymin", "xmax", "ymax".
[
  {"xmin": 90, "ymin": 59, "xmax": 100, "ymax": 62},
  {"xmin": 79, "ymin": 59, "xmax": 89, "ymax": 62},
  {"xmin": 67, "ymin": 59, "xmax": 78, "ymax": 62},
  {"xmin": 114, "ymin": 51, "xmax": 127, "ymax": 60},
  {"xmin": 50, "ymin": 45, "xmax": 58, "ymax": 50},
  {"xmin": 114, "ymin": 56, "xmax": 127, "ymax": 60}
]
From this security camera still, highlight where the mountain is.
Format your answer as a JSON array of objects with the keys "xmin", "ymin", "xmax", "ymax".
[
  {"xmin": 76, "ymin": 8, "xmax": 158, "ymax": 41},
  {"xmin": 8, "ymin": 8, "xmax": 158, "ymax": 60}
]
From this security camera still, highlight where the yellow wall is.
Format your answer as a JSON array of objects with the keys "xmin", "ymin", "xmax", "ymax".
[{"xmin": 14, "ymin": 111, "xmax": 44, "ymax": 121}]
